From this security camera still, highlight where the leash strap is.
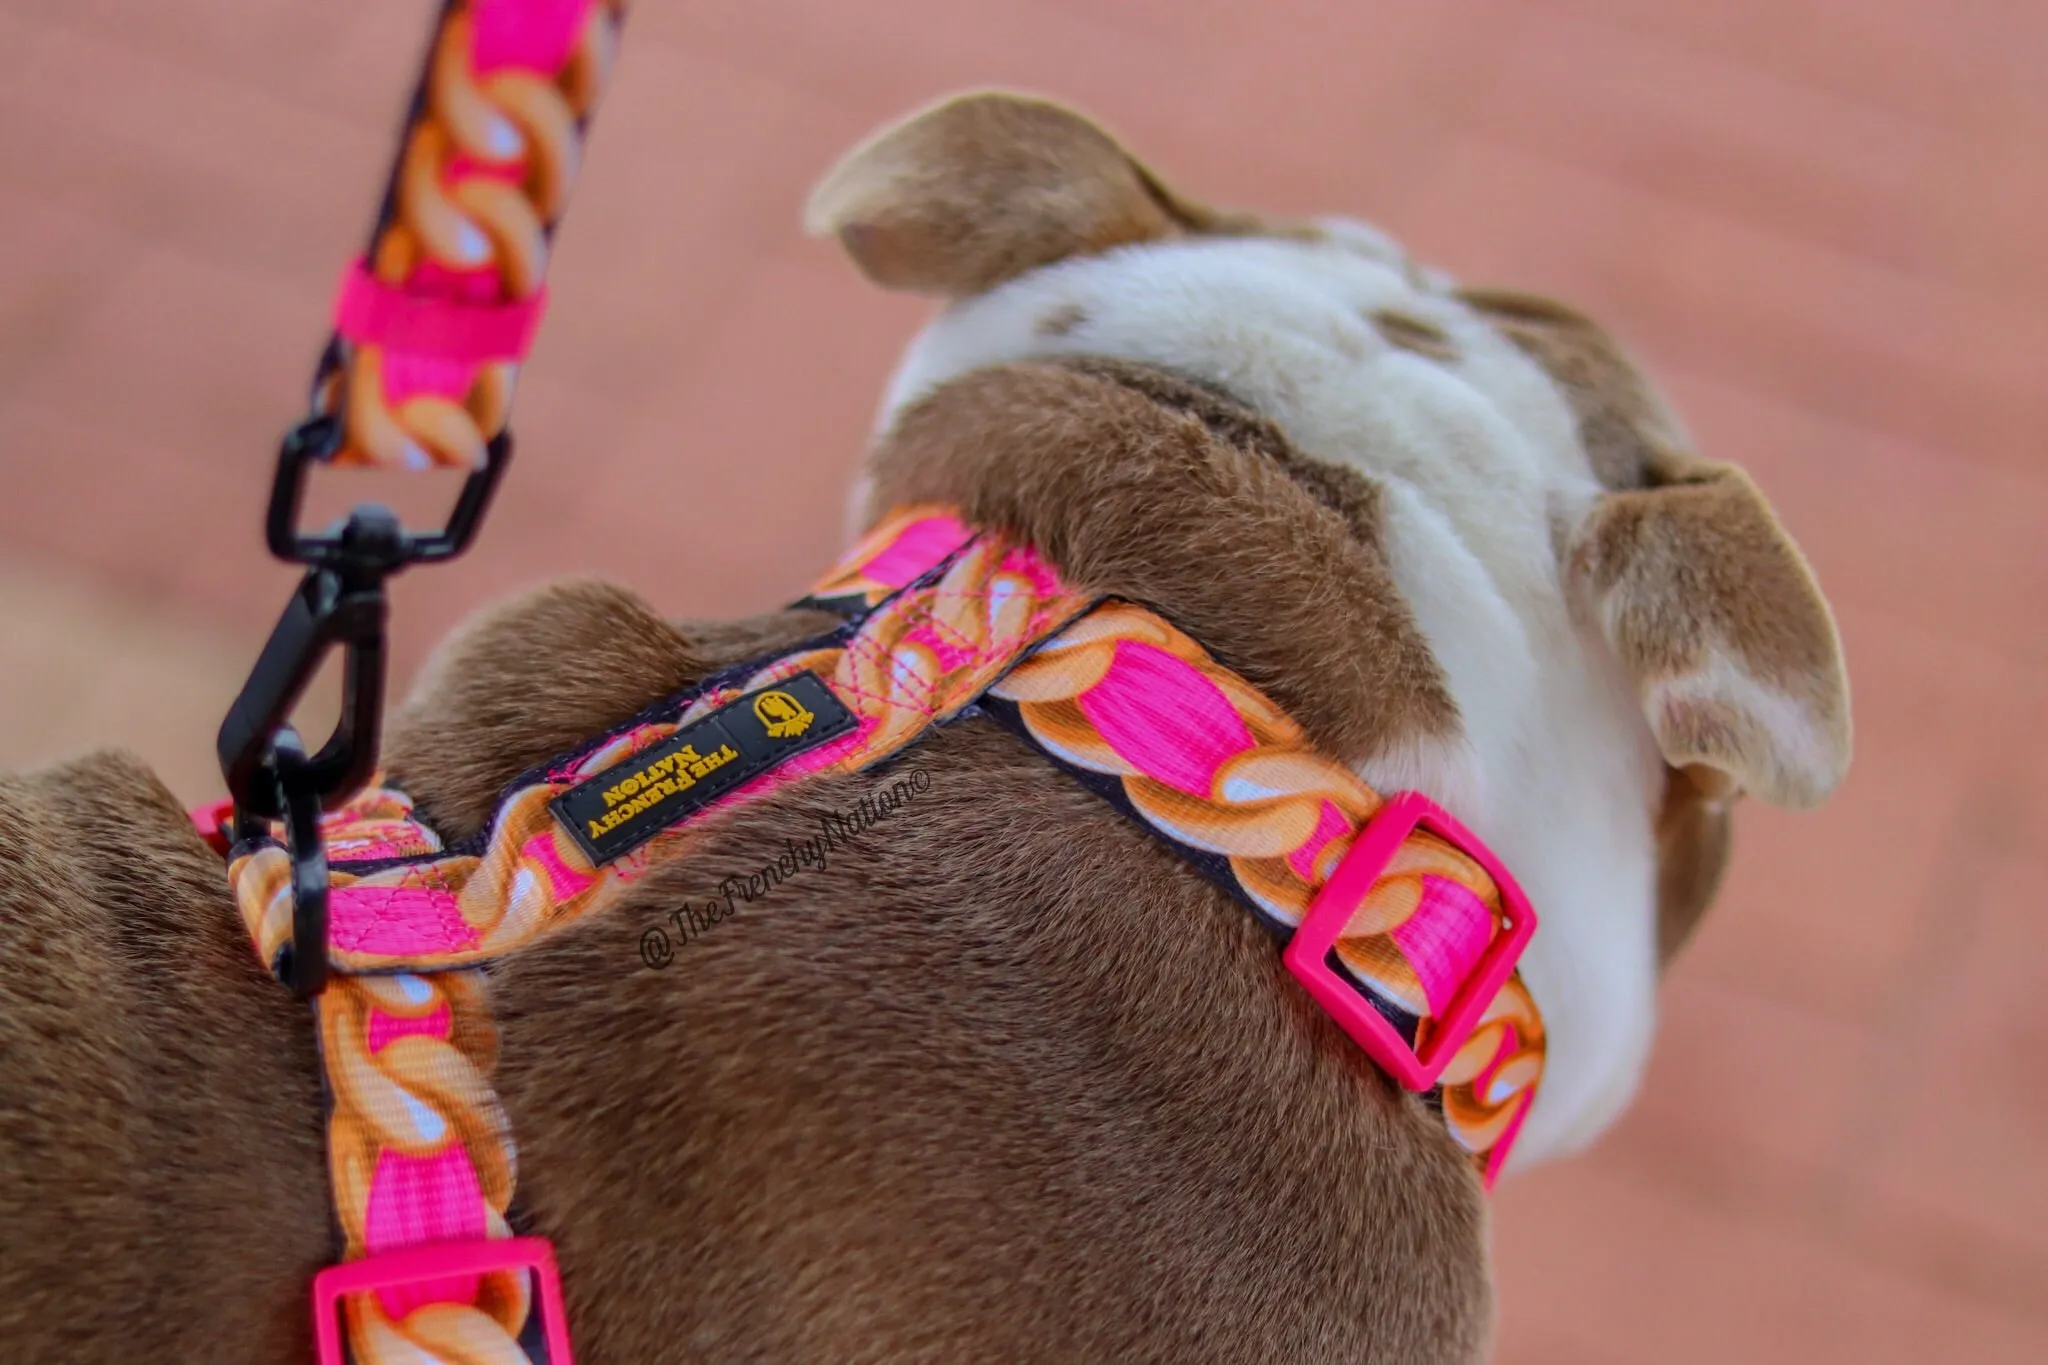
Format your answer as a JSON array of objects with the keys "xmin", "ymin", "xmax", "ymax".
[
  {"xmin": 205, "ymin": 3, "xmax": 630, "ymax": 1360},
  {"xmin": 214, "ymin": 0, "xmax": 633, "ymax": 1010},
  {"xmin": 321, "ymin": 0, "xmax": 622, "ymax": 470}
]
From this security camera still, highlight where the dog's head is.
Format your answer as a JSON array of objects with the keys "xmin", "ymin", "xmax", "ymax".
[{"xmin": 807, "ymin": 91, "xmax": 1850, "ymax": 1163}]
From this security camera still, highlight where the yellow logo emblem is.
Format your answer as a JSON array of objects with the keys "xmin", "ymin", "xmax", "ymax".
[{"xmin": 754, "ymin": 689, "xmax": 815, "ymax": 740}]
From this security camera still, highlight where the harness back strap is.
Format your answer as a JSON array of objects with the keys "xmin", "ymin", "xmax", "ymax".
[{"xmin": 226, "ymin": 507, "xmax": 1545, "ymax": 1363}]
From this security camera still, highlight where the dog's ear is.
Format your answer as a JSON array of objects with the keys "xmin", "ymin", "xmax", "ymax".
[
  {"xmin": 806, "ymin": 90, "xmax": 1238, "ymax": 296},
  {"xmin": 1566, "ymin": 440, "xmax": 1850, "ymax": 810},
  {"xmin": 1463, "ymin": 288, "xmax": 1850, "ymax": 810}
]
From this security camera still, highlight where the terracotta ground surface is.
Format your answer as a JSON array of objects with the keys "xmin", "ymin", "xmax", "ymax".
[{"xmin": 2, "ymin": 2, "xmax": 2044, "ymax": 1359}]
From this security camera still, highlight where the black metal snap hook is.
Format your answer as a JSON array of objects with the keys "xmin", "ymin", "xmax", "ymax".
[
  {"xmin": 271, "ymin": 734, "xmax": 331, "ymax": 1000},
  {"xmin": 217, "ymin": 506, "xmax": 396, "ymax": 823},
  {"xmin": 219, "ymin": 410, "xmax": 511, "ymax": 998},
  {"xmin": 217, "ymin": 502, "xmax": 404, "ymax": 1000}
]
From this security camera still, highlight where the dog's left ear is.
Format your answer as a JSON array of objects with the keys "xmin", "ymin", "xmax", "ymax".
[
  {"xmin": 1567, "ymin": 450, "xmax": 1851, "ymax": 810},
  {"xmin": 806, "ymin": 89, "xmax": 1239, "ymax": 296}
]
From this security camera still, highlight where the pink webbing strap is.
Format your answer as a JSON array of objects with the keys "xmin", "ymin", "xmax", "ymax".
[
  {"xmin": 473, "ymin": 0, "xmax": 594, "ymax": 70},
  {"xmin": 328, "ymin": 0, "xmax": 586, "ymax": 366},
  {"xmin": 320, "ymin": 0, "xmax": 611, "ymax": 470},
  {"xmin": 334, "ymin": 260, "xmax": 548, "ymax": 363}
]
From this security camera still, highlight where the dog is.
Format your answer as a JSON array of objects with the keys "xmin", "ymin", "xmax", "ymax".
[{"xmin": 0, "ymin": 91, "xmax": 1850, "ymax": 1363}]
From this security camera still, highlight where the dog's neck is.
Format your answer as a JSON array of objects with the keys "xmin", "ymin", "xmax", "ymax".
[{"xmin": 863, "ymin": 344, "xmax": 1665, "ymax": 1169}]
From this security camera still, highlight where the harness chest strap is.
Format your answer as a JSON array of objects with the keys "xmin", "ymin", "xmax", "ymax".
[{"xmin": 222, "ymin": 505, "xmax": 1545, "ymax": 1363}]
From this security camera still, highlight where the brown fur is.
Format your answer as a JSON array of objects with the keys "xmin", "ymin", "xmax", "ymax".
[
  {"xmin": 473, "ymin": 365, "xmax": 1488, "ymax": 1361},
  {"xmin": 1457, "ymin": 286, "xmax": 1688, "ymax": 493},
  {"xmin": 1033, "ymin": 301, "xmax": 1090, "ymax": 337},
  {"xmin": 1370, "ymin": 309, "xmax": 1460, "ymax": 364},
  {"xmin": 806, "ymin": 90, "xmax": 1263, "ymax": 297},
  {"xmin": 0, "ymin": 751, "xmax": 330, "ymax": 1363},
  {"xmin": 1048, "ymin": 356, "xmax": 1429, "ymax": 578},
  {"xmin": 1653, "ymin": 765, "xmax": 1737, "ymax": 966},
  {"xmin": 865, "ymin": 359, "xmax": 1460, "ymax": 762},
  {"xmin": 490, "ymin": 693, "xmax": 1488, "ymax": 1364}
]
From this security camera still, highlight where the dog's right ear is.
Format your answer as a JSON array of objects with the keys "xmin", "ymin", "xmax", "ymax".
[
  {"xmin": 1565, "ymin": 451, "xmax": 1852, "ymax": 812},
  {"xmin": 1461, "ymin": 288, "xmax": 1852, "ymax": 812},
  {"xmin": 806, "ymin": 90, "xmax": 1238, "ymax": 296}
]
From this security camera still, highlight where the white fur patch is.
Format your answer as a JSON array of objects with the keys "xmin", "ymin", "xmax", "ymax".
[
  {"xmin": 873, "ymin": 226, "xmax": 1670, "ymax": 1169},
  {"xmin": 1647, "ymin": 647, "xmax": 1839, "ymax": 809}
]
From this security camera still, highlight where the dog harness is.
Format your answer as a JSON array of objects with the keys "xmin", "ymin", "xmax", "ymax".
[
  {"xmin": 196, "ymin": 4, "xmax": 1542, "ymax": 1361},
  {"xmin": 215, "ymin": 505, "xmax": 1546, "ymax": 1364}
]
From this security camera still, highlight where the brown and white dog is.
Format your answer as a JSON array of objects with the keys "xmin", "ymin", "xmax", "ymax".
[{"xmin": 0, "ymin": 92, "xmax": 1850, "ymax": 1363}]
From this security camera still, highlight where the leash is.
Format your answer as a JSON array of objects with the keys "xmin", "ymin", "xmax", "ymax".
[
  {"xmin": 196, "ymin": 4, "xmax": 627, "ymax": 1361},
  {"xmin": 206, "ymin": 0, "xmax": 626, "ymax": 1004}
]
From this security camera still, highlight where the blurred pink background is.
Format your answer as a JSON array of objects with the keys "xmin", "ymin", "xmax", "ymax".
[{"xmin": 2, "ymin": 2, "xmax": 2044, "ymax": 1360}]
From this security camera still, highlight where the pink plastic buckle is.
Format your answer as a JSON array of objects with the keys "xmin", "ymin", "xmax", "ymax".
[
  {"xmin": 1281, "ymin": 792, "xmax": 1538, "ymax": 1092},
  {"xmin": 312, "ymin": 1237, "xmax": 573, "ymax": 1365}
]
